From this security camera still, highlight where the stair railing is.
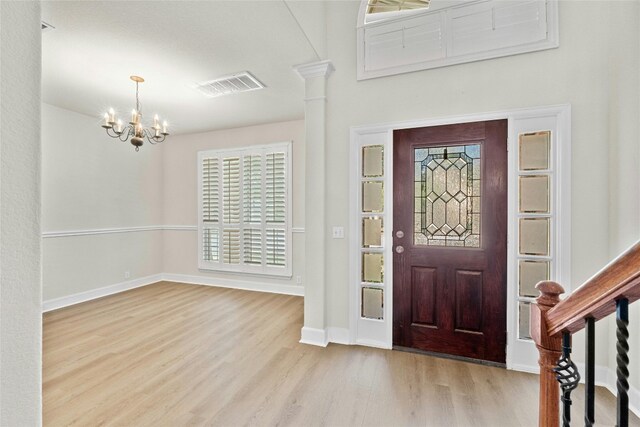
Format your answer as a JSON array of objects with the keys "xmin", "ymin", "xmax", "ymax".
[{"xmin": 531, "ymin": 241, "xmax": 640, "ymax": 427}]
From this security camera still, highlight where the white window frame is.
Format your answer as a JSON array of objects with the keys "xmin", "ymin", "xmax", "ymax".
[
  {"xmin": 197, "ymin": 141, "xmax": 293, "ymax": 278},
  {"xmin": 356, "ymin": 0, "xmax": 559, "ymax": 80}
]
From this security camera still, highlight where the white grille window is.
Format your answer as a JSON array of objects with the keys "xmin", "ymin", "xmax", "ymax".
[{"xmin": 198, "ymin": 142, "xmax": 292, "ymax": 276}]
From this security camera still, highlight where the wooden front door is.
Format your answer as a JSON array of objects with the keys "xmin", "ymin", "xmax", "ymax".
[{"xmin": 392, "ymin": 120, "xmax": 508, "ymax": 364}]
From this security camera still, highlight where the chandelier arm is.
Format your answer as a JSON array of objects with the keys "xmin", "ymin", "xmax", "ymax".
[
  {"xmin": 142, "ymin": 128, "xmax": 166, "ymax": 145},
  {"xmin": 105, "ymin": 127, "xmax": 119, "ymax": 138},
  {"xmin": 120, "ymin": 126, "xmax": 134, "ymax": 142}
]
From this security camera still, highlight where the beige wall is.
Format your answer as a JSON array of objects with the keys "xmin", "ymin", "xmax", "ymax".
[
  {"xmin": 41, "ymin": 104, "xmax": 164, "ymax": 301},
  {"xmin": 0, "ymin": 1, "xmax": 42, "ymax": 424},
  {"xmin": 162, "ymin": 120, "xmax": 305, "ymax": 290},
  {"xmin": 323, "ymin": 0, "xmax": 638, "ymax": 372}
]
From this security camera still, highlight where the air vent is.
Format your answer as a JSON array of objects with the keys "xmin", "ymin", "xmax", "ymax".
[
  {"xmin": 41, "ymin": 21, "xmax": 55, "ymax": 32},
  {"xmin": 195, "ymin": 72, "xmax": 265, "ymax": 98}
]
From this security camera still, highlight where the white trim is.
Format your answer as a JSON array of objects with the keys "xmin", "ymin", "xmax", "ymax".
[
  {"xmin": 349, "ymin": 105, "xmax": 572, "ymax": 370},
  {"xmin": 42, "ymin": 273, "xmax": 164, "ymax": 312},
  {"xmin": 327, "ymin": 327, "xmax": 350, "ymax": 345},
  {"xmin": 300, "ymin": 327, "xmax": 328, "ymax": 347},
  {"xmin": 293, "ymin": 60, "xmax": 335, "ymax": 80},
  {"xmin": 42, "ymin": 225, "xmax": 197, "ymax": 238},
  {"xmin": 292, "ymin": 227, "xmax": 305, "ymax": 233},
  {"xmin": 161, "ymin": 273, "xmax": 304, "ymax": 297}
]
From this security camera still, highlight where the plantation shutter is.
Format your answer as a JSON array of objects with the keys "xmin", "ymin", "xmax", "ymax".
[{"xmin": 198, "ymin": 142, "xmax": 291, "ymax": 276}]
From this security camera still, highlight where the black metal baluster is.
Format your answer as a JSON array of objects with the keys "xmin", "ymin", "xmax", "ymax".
[
  {"xmin": 554, "ymin": 332, "xmax": 581, "ymax": 427},
  {"xmin": 616, "ymin": 298, "xmax": 629, "ymax": 427},
  {"xmin": 585, "ymin": 317, "xmax": 595, "ymax": 426}
]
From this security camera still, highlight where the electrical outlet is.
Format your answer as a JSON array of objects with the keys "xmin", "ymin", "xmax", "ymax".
[
  {"xmin": 296, "ymin": 276, "xmax": 302, "ymax": 285},
  {"xmin": 124, "ymin": 271, "xmax": 130, "ymax": 279},
  {"xmin": 332, "ymin": 226, "xmax": 344, "ymax": 239}
]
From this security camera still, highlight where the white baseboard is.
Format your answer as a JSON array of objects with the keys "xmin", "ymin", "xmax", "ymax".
[
  {"xmin": 161, "ymin": 273, "xmax": 304, "ymax": 296},
  {"xmin": 300, "ymin": 327, "xmax": 328, "ymax": 347},
  {"xmin": 327, "ymin": 327, "xmax": 351, "ymax": 345},
  {"xmin": 42, "ymin": 273, "xmax": 163, "ymax": 312},
  {"xmin": 510, "ymin": 361, "xmax": 640, "ymax": 417}
]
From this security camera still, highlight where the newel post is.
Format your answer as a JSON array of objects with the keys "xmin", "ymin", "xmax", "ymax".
[{"xmin": 530, "ymin": 281, "xmax": 565, "ymax": 427}]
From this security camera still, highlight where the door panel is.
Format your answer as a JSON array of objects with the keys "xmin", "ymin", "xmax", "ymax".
[{"xmin": 393, "ymin": 120, "xmax": 507, "ymax": 364}]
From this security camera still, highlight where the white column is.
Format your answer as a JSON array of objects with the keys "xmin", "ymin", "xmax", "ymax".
[
  {"xmin": 0, "ymin": 1, "xmax": 42, "ymax": 425},
  {"xmin": 293, "ymin": 60, "xmax": 334, "ymax": 346}
]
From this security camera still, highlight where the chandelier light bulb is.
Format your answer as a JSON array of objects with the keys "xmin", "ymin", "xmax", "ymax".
[
  {"xmin": 108, "ymin": 108, "xmax": 115, "ymax": 124},
  {"xmin": 103, "ymin": 113, "xmax": 110, "ymax": 127},
  {"xmin": 162, "ymin": 121, "xmax": 168, "ymax": 134},
  {"xmin": 115, "ymin": 119, "xmax": 123, "ymax": 133}
]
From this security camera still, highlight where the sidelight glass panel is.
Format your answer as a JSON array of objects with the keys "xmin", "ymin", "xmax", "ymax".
[
  {"xmin": 413, "ymin": 144, "xmax": 481, "ymax": 247},
  {"xmin": 363, "ymin": 217, "xmax": 383, "ymax": 248},
  {"xmin": 519, "ymin": 131, "xmax": 550, "ymax": 171},
  {"xmin": 363, "ymin": 181, "xmax": 384, "ymax": 213},
  {"xmin": 362, "ymin": 287, "xmax": 384, "ymax": 319},
  {"xmin": 362, "ymin": 252, "xmax": 384, "ymax": 283},
  {"xmin": 519, "ymin": 218, "xmax": 550, "ymax": 256},
  {"xmin": 519, "ymin": 260, "xmax": 549, "ymax": 298},
  {"xmin": 362, "ymin": 145, "xmax": 384, "ymax": 177},
  {"xmin": 518, "ymin": 301, "xmax": 532, "ymax": 340},
  {"xmin": 519, "ymin": 175, "xmax": 550, "ymax": 213}
]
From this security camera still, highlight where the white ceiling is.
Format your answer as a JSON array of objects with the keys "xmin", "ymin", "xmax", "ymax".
[{"xmin": 41, "ymin": 1, "xmax": 321, "ymax": 135}]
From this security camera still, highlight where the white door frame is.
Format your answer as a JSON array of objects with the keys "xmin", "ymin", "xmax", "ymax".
[{"xmin": 348, "ymin": 104, "xmax": 571, "ymax": 370}]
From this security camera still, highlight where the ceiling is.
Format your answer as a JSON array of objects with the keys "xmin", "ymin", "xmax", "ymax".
[{"xmin": 41, "ymin": 1, "xmax": 321, "ymax": 135}]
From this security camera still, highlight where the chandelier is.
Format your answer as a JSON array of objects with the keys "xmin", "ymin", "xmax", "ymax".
[{"xmin": 101, "ymin": 76, "xmax": 169, "ymax": 151}]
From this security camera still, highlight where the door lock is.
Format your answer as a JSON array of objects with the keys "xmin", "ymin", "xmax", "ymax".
[
  {"xmin": 396, "ymin": 230, "xmax": 404, "ymax": 238},
  {"xmin": 395, "ymin": 246, "xmax": 405, "ymax": 254}
]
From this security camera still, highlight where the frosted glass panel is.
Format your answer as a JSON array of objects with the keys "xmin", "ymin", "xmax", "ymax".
[
  {"xmin": 519, "ymin": 131, "xmax": 550, "ymax": 171},
  {"xmin": 519, "ymin": 218, "xmax": 549, "ymax": 256},
  {"xmin": 363, "ymin": 145, "xmax": 384, "ymax": 177},
  {"xmin": 362, "ymin": 287, "xmax": 384, "ymax": 319},
  {"xmin": 519, "ymin": 260, "xmax": 549, "ymax": 298},
  {"xmin": 519, "ymin": 301, "xmax": 532, "ymax": 340},
  {"xmin": 413, "ymin": 144, "xmax": 481, "ymax": 247},
  {"xmin": 363, "ymin": 217, "xmax": 383, "ymax": 248},
  {"xmin": 362, "ymin": 253, "xmax": 384, "ymax": 283},
  {"xmin": 363, "ymin": 182, "xmax": 384, "ymax": 212},
  {"xmin": 519, "ymin": 175, "xmax": 549, "ymax": 213}
]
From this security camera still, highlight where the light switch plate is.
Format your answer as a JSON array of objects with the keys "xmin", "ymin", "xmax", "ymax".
[{"xmin": 332, "ymin": 226, "xmax": 345, "ymax": 239}]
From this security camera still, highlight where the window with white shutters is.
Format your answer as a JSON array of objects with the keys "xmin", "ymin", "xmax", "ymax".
[{"xmin": 198, "ymin": 142, "xmax": 292, "ymax": 277}]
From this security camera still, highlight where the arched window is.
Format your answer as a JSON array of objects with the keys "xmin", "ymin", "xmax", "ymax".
[{"xmin": 357, "ymin": 0, "xmax": 559, "ymax": 80}]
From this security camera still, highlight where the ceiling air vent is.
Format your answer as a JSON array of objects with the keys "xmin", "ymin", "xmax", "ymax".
[
  {"xmin": 195, "ymin": 71, "xmax": 265, "ymax": 98},
  {"xmin": 41, "ymin": 21, "xmax": 55, "ymax": 32}
]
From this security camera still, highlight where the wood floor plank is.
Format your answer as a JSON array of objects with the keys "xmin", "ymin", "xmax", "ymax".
[{"xmin": 43, "ymin": 282, "xmax": 639, "ymax": 426}]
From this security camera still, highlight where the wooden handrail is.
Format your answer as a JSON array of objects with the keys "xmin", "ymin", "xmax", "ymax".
[
  {"xmin": 546, "ymin": 241, "xmax": 640, "ymax": 337},
  {"xmin": 531, "ymin": 240, "xmax": 640, "ymax": 426}
]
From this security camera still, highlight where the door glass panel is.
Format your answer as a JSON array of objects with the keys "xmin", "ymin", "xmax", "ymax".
[
  {"xmin": 362, "ymin": 287, "xmax": 384, "ymax": 319},
  {"xmin": 362, "ymin": 181, "xmax": 384, "ymax": 212},
  {"xmin": 414, "ymin": 144, "xmax": 481, "ymax": 247},
  {"xmin": 519, "ymin": 131, "xmax": 550, "ymax": 171},
  {"xmin": 363, "ymin": 217, "xmax": 383, "ymax": 248},
  {"xmin": 362, "ymin": 252, "xmax": 384, "ymax": 283},
  {"xmin": 518, "ymin": 301, "xmax": 532, "ymax": 340},
  {"xmin": 519, "ymin": 260, "xmax": 549, "ymax": 298},
  {"xmin": 519, "ymin": 218, "xmax": 550, "ymax": 256},
  {"xmin": 519, "ymin": 175, "xmax": 550, "ymax": 213},
  {"xmin": 362, "ymin": 145, "xmax": 384, "ymax": 177}
]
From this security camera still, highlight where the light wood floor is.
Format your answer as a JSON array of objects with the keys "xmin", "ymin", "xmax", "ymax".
[{"xmin": 44, "ymin": 281, "xmax": 637, "ymax": 427}]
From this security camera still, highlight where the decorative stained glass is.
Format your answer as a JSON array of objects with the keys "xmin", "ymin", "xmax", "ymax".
[
  {"xmin": 363, "ymin": 145, "xmax": 384, "ymax": 177},
  {"xmin": 519, "ymin": 218, "xmax": 549, "ymax": 256},
  {"xmin": 363, "ymin": 217, "xmax": 383, "ymax": 248},
  {"xmin": 518, "ymin": 301, "xmax": 532, "ymax": 340},
  {"xmin": 519, "ymin": 175, "xmax": 550, "ymax": 213},
  {"xmin": 362, "ymin": 181, "xmax": 384, "ymax": 213},
  {"xmin": 362, "ymin": 252, "xmax": 384, "ymax": 283},
  {"xmin": 361, "ymin": 287, "xmax": 384, "ymax": 320},
  {"xmin": 413, "ymin": 144, "xmax": 481, "ymax": 247},
  {"xmin": 519, "ymin": 131, "xmax": 550, "ymax": 171},
  {"xmin": 519, "ymin": 260, "xmax": 549, "ymax": 298}
]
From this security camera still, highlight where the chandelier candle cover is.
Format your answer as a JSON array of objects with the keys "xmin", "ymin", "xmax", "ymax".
[{"xmin": 101, "ymin": 76, "xmax": 169, "ymax": 151}]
